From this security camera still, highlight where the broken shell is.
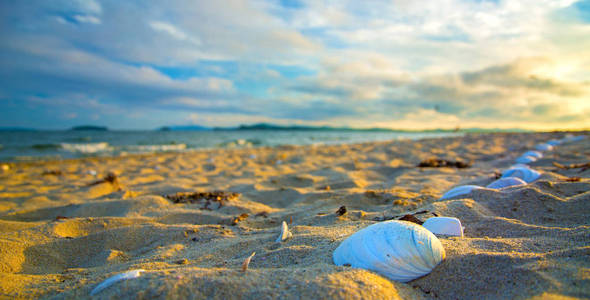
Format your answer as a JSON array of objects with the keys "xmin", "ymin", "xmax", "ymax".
[
  {"xmin": 535, "ymin": 143, "xmax": 553, "ymax": 151},
  {"xmin": 440, "ymin": 185, "xmax": 483, "ymax": 200},
  {"xmin": 242, "ymin": 252, "xmax": 256, "ymax": 272},
  {"xmin": 522, "ymin": 151, "xmax": 543, "ymax": 159},
  {"xmin": 486, "ymin": 176, "xmax": 527, "ymax": 189},
  {"xmin": 422, "ymin": 217, "xmax": 463, "ymax": 237},
  {"xmin": 90, "ymin": 269, "xmax": 145, "ymax": 296},
  {"xmin": 275, "ymin": 221, "xmax": 292, "ymax": 242},
  {"xmin": 502, "ymin": 166, "xmax": 541, "ymax": 183},
  {"xmin": 333, "ymin": 220, "xmax": 445, "ymax": 282},
  {"xmin": 515, "ymin": 155, "xmax": 536, "ymax": 164}
]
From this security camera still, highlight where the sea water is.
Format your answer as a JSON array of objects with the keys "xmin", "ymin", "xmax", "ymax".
[{"xmin": 0, "ymin": 130, "xmax": 463, "ymax": 161}]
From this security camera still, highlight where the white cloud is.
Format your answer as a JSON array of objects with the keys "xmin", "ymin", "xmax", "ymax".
[
  {"xmin": 73, "ymin": 15, "xmax": 101, "ymax": 25},
  {"xmin": 149, "ymin": 21, "xmax": 201, "ymax": 45},
  {"xmin": 1, "ymin": 0, "xmax": 589, "ymax": 129}
]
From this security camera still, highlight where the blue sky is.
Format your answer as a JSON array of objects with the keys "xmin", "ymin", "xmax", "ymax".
[{"xmin": 0, "ymin": 0, "xmax": 589, "ymax": 130}]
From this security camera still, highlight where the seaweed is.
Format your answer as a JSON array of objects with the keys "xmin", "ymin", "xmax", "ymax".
[
  {"xmin": 164, "ymin": 191, "xmax": 240, "ymax": 210},
  {"xmin": 418, "ymin": 158, "xmax": 471, "ymax": 168},
  {"xmin": 398, "ymin": 214, "xmax": 424, "ymax": 225}
]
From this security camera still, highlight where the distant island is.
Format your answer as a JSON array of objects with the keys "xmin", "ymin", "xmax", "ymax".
[
  {"xmin": 70, "ymin": 125, "xmax": 108, "ymax": 131},
  {"xmin": 157, "ymin": 123, "xmax": 530, "ymax": 133},
  {"xmin": 158, "ymin": 125, "xmax": 211, "ymax": 131}
]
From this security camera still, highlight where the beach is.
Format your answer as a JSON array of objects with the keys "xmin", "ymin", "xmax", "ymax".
[{"xmin": 0, "ymin": 132, "xmax": 589, "ymax": 299}]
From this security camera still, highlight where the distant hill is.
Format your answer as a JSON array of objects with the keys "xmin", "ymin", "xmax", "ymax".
[
  {"xmin": 156, "ymin": 123, "xmax": 532, "ymax": 133},
  {"xmin": 229, "ymin": 123, "xmax": 392, "ymax": 131},
  {"xmin": 158, "ymin": 125, "xmax": 211, "ymax": 131},
  {"xmin": 70, "ymin": 125, "xmax": 108, "ymax": 131}
]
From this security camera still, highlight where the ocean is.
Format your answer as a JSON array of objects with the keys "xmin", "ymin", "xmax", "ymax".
[{"xmin": 0, "ymin": 130, "xmax": 463, "ymax": 162}]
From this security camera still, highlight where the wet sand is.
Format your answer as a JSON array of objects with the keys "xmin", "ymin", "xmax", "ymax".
[{"xmin": 0, "ymin": 132, "xmax": 589, "ymax": 299}]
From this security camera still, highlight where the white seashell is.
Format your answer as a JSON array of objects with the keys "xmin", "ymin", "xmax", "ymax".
[
  {"xmin": 535, "ymin": 143, "xmax": 553, "ymax": 151},
  {"xmin": 522, "ymin": 151, "xmax": 543, "ymax": 159},
  {"xmin": 509, "ymin": 163, "xmax": 530, "ymax": 169},
  {"xmin": 486, "ymin": 176, "xmax": 527, "ymax": 189},
  {"xmin": 546, "ymin": 139, "xmax": 561, "ymax": 146},
  {"xmin": 275, "ymin": 221, "xmax": 292, "ymax": 242},
  {"xmin": 440, "ymin": 185, "xmax": 483, "ymax": 200},
  {"xmin": 515, "ymin": 155, "xmax": 536, "ymax": 164},
  {"xmin": 422, "ymin": 217, "xmax": 463, "ymax": 237},
  {"xmin": 90, "ymin": 269, "xmax": 145, "ymax": 296},
  {"xmin": 333, "ymin": 220, "xmax": 445, "ymax": 282},
  {"xmin": 502, "ymin": 167, "xmax": 541, "ymax": 183}
]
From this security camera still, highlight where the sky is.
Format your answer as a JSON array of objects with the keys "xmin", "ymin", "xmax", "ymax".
[{"xmin": 0, "ymin": 0, "xmax": 589, "ymax": 130}]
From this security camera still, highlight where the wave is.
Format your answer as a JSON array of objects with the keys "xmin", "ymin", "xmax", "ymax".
[
  {"xmin": 123, "ymin": 144, "xmax": 187, "ymax": 152},
  {"xmin": 60, "ymin": 142, "xmax": 111, "ymax": 153},
  {"xmin": 218, "ymin": 139, "xmax": 262, "ymax": 148}
]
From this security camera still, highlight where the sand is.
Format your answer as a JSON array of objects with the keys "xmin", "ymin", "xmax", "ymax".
[{"xmin": 0, "ymin": 132, "xmax": 589, "ymax": 299}]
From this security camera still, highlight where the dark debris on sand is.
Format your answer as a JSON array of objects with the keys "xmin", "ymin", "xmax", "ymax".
[
  {"xmin": 398, "ymin": 214, "xmax": 424, "ymax": 225},
  {"xmin": 164, "ymin": 191, "xmax": 240, "ymax": 210},
  {"xmin": 231, "ymin": 213, "xmax": 249, "ymax": 225},
  {"xmin": 418, "ymin": 158, "xmax": 471, "ymax": 168},
  {"xmin": 88, "ymin": 172, "xmax": 119, "ymax": 186},
  {"xmin": 42, "ymin": 170, "xmax": 63, "ymax": 176}
]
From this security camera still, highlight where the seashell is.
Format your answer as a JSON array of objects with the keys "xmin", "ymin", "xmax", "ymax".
[
  {"xmin": 333, "ymin": 220, "xmax": 445, "ymax": 282},
  {"xmin": 515, "ymin": 155, "xmax": 536, "ymax": 164},
  {"xmin": 522, "ymin": 151, "xmax": 543, "ymax": 159},
  {"xmin": 546, "ymin": 139, "xmax": 561, "ymax": 146},
  {"xmin": 90, "ymin": 269, "xmax": 145, "ymax": 296},
  {"xmin": 509, "ymin": 163, "xmax": 529, "ymax": 169},
  {"xmin": 422, "ymin": 217, "xmax": 463, "ymax": 237},
  {"xmin": 275, "ymin": 221, "xmax": 292, "ymax": 242},
  {"xmin": 535, "ymin": 143, "xmax": 553, "ymax": 151},
  {"xmin": 242, "ymin": 252, "xmax": 256, "ymax": 272},
  {"xmin": 440, "ymin": 185, "xmax": 483, "ymax": 200},
  {"xmin": 486, "ymin": 176, "xmax": 527, "ymax": 189},
  {"xmin": 502, "ymin": 167, "xmax": 540, "ymax": 183}
]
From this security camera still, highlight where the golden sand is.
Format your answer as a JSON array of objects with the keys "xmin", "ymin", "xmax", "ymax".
[{"xmin": 0, "ymin": 132, "xmax": 589, "ymax": 299}]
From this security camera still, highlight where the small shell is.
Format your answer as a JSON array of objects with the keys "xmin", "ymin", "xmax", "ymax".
[
  {"xmin": 515, "ymin": 155, "xmax": 536, "ymax": 164},
  {"xmin": 422, "ymin": 217, "xmax": 463, "ymax": 237},
  {"xmin": 242, "ymin": 252, "xmax": 256, "ymax": 272},
  {"xmin": 486, "ymin": 176, "xmax": 527, "ymax": 189},
  {"xmin": 502, "ymin": 166, "xmax": 541, "ymax": 183},
  {"xmin": 275, "ymin": 221, "xmax": 292, "ymax": 242},
  {"xmin": 333, "ymin": 220, "xmax": 445, "ymax": 282},
  {"xmin": 440, "ymin": 185, "xmax": 483, "ymax": 200},
  {"xmin": 535, "ymin": 143, "xmax": 553, "ymax": 151},
  {"xmin": 90, "ymin": 269, "xmax": 145, "ymax": 296},
  {"xmin": 522, "ymin": 151, "xmax": 543, "ymax": 159}
]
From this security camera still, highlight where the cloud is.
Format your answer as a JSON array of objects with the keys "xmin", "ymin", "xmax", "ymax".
[
  {"xmin": 283, "ymin": 56, "xmax": 589, "ymax": 129},
  {"xmin": 150, "ymin": 21, "xmax": 201, "ymax": 45},
  {"xmin": 0, "ymin": 0, "xmax": 589, "ymax": 130}
]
